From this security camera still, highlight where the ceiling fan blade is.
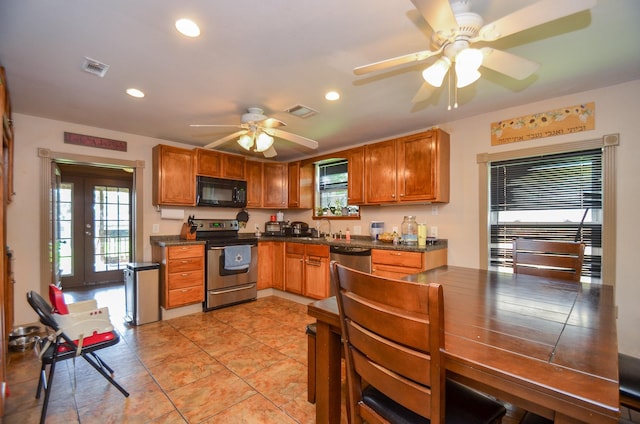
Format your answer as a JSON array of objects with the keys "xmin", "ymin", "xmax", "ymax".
[
  {"xmin": 474, "ymin": 0, "xmax": 596, "ymax": 42},
  {"xmin": 204, "ymin": 130, "xmax": 247, "ymax": 149},
  {"xmin": 353, "ymin": 47, "xmax": 443, "ymax": 76},
  {"xmin": 270, "ymin": 129, "xmax": 318, "ymax": 150},
  {"xmin": 262, "ymin": 145, "xmax": 278, "ymax": 158},
  {"xmin": 412, "ymin": 83, "xmax": 435, "ymax": 104},
  {"xmin": 189, "ymin": 124, "xmax": 242, "ymax": 128},
  {"xmin": 480, "ymin": 48, "xmax": 540, "ymax": 80},
  {"xmin": 410, "ymin": 0, "xmax": 458, "ymax": 36},
  {"xmin": 262, "ymin": 117, "xmax": 286, "ymax": 128}
]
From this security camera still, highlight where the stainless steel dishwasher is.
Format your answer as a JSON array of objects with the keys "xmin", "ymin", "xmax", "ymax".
[{"xmin": 329, "ymin": 246, "xmax": 372, "ymax": 295}]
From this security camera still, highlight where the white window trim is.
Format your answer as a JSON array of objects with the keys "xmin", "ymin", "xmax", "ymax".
[{"xmin": 477, "ymin": 135, "xmax": 618, "ymax": 285}]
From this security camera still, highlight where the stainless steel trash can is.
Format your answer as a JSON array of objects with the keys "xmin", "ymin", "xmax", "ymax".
[{"xmin": 124, "ymin": 262, "xmax": 160, "ymax": 325}]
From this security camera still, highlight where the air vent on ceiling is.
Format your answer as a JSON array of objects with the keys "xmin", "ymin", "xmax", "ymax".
[
  {"xmin": 285, "ymin": 104, "xmax": 317, "ymax": 119},
  {"xmin": 82, "ymin": 57, "xmax": 110, "ymax": 77}
]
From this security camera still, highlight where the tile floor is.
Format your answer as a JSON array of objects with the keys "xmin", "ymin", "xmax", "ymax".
[{"xmin": 4, "ymin": 284, "xmax": 637, "ymax": 423}]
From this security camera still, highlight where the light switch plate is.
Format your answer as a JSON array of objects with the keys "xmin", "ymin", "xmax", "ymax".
[{"xmin": 152, "ymin": 224, "xmax": 159, "ymax": 233}]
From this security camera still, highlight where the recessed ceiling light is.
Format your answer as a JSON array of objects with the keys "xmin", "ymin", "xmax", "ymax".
[
  {"xmin": 175, "ymin": 18, "xmax": 200, "ymax": 37},
  {"xmin": 325, "ymin": 91, "xmax": 340, "ymax": 101},
  {"xmin": 126, "ymin": 88, "xmax": 145, "ymax": 98}
]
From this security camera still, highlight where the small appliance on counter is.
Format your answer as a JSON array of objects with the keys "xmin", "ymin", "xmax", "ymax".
[
  {"xmin": 286, "ymin": 221, "xmax": 311, "ymax": 237},
  {"xmin": 264, "ymin": 221, "xmax": 289, "ymax": 236}
]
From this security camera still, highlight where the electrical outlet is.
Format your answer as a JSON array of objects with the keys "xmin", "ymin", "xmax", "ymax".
[{"xmin": 152, "ymin": 224, "xmax": 159, "ymax": 233}]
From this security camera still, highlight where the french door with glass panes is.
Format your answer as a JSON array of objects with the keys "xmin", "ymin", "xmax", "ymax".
[{"xmin": 58, "ymin": 174, "xmax": 132, "ymax": 288}]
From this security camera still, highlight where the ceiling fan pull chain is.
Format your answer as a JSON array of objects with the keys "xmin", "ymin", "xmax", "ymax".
[
  {"xmin": 447, "ymin": 71, "xmax": 452, "ymax": 111},
  {"xmin": 453, "ymin": 71, "xmax": 459, "ymax": 109}
]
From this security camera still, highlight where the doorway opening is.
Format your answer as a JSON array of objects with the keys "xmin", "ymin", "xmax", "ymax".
[{"xmin": 57, "ymin": 164, "xmax": 133, "ymax": 288}]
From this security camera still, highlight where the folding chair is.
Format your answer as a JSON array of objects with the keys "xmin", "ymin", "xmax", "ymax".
[{"xmin": 26, "ymin": 290, "xmax": 129, "ymax": 424}]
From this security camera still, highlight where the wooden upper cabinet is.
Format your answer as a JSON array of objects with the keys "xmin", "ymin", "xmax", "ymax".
[
  {"xmin": 365, "ymin": 139, "xmax": 397, "ymax": 204},
  {"xmin": 222, "ymin": 154, "xmax": 246, "ymax": 179},
  {"xmin": 245, "ymin": 160, "xmax": 263, "ymax": 208},
  {"xmin": 195, "ymin": 149, "xmax": 222, "ymax": 177},
  {"xmin": 195, "ymin": 148, "xmax": 246, "ymax": 180},
  {"xmin": 288, "ymin": 161, "xmax": 313, "ymax": 209},
  {"xmin": 346, "ymin": 146, "xmax": 365, "ymax": 205},
  {"xmin": 365, "ymin": 129, "xmax": 450, "ymax": 204},
  {"xmin": 262, "ymin": 162, "xmax": 288, "ymax": 208},
  {"xmin": 397, "ymin": 129, "xmax": 449, "ymax": 202},
  {"xmin": 152, "ymin": 144, "xmax": 195, "ymax": 206}
]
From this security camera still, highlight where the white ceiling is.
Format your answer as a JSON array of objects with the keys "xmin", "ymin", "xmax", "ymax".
[{"xmin": 1, "ymin": 0, "xmax": 639, "ymax": 161}]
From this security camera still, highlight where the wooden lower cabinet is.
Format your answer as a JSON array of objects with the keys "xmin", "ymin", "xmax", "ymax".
[
  {"xmin": 285, "ymin": 243, "xmax": 330, "ymax": 299},
  {"xmin": 257, "ymin": 241, "xmax": 284, "ymax": 290},
  {"xmin": 153, "ymin": 244, "xmax": 205, "ymax": 309},
  {"xmin": 371, "ymin": 248, "xmax": 447, "ymax": 279}
]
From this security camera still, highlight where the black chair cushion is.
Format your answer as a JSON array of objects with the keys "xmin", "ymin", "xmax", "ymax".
[
  {"xmin": 362, "ymin": 379, "xmax": 506, "ymax": 424},
  {"xmin": 306, "ymin": 323, "xmax": 316, "ymax": 336},
  {"xmin": 620, "ymin": 353, "xmax": 640, "ymax": 401}
]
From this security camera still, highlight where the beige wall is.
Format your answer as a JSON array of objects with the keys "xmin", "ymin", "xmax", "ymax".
[{"xmin": 9, "ymin": 79, "xmax": 640, "ymax": 356}]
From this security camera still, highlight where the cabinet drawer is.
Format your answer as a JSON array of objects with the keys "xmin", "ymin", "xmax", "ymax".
[
  {"xmin": 372, "ymin": 249, "xmax": 424, "ymax": 268},
  {"xmin": 305, "ymin": 244, "xmax": 329, "ymax": 258},
  {"xmin": 167, "ymin": 286, "xmax": 203, "ymax": 308},
  {"xmin": 168, "ymin": 270, "xmax": 203, "ymax": 290},
  {"xmin": 286, "ymin": 243, "xmax": 305, "ymax": 255},
  {"xmin": 168, "ymin": 244, "xmax": 204, "ymax": 260},
  {"xmin": 168, "ymin": 256, "xmax": 204, "ymax": 273}
]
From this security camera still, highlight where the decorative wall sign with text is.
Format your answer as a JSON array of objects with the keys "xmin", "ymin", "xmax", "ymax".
[
  {"xmin": 490, "ymin": 102, "xmax": 595, "ymax": 146},
  {"xmin": 64, "ymin": 132, "xmax": 128, "ymax": 152}
]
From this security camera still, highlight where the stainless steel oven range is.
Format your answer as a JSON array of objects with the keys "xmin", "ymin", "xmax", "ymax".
[{"xmin": 192, "ymin": 218, "xmax": 258, "ymax": 311}]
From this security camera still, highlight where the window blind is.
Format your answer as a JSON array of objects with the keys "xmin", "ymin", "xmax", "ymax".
[{"xmin": 489, "ymin": 149, "xmax": 602, "ymax": 280}]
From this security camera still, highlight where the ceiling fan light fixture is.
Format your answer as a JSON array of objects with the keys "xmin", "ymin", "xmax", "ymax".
[
  {"xmin": 456, "ymin": 68, "xmax": 481, "ymax": 88},
  {"xmin": 237, "ymin": 134, "xmax": 254, "ymax": 150},
  {"xmin": 422, "ymin": 57, "xmax": 451, "ymax": 87},
  {"xmin": 455, "ymin": 48, "xmax": 483, "ymax": 71},
  {"xmin": 254, "ymin": 132, "xmax": 274, "ymax": 152}
]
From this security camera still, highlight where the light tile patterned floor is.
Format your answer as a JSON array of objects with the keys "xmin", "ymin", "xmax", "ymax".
[{"xmin": 4, "ymin": 284, "xmax": 636, "ymax": 423}]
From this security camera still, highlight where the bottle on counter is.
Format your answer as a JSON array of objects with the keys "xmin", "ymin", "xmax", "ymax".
[
  {"xmin": 401, "ymin": 216, "xmax": 418, "ymax": 245},
  {"xmin": 392, "ymin": 231, "xmax": 399, "ymax": 246}
]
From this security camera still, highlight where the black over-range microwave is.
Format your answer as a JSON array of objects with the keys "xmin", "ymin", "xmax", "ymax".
[{"xmin": 196, "ymin": 176, "xmax": 247, "ymax": 208}]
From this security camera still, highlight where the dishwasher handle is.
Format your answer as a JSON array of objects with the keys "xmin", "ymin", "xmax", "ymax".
[{"xmin": 329, "ymin": 246, "xmax": 372, "ymax": 256}]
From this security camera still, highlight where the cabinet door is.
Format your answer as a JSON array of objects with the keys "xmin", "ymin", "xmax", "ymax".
[
  {"xmin": 304, "ymin": 255, "xmax": 329, "ymax": 299},
  {"xmin": 288, "ymin": 161, "xmax": 313, "ymax": 209},
  {"xmin": 285, "ymin": 251, "xmax": 304, "ymax": 294},
  {"xmin": 245, "ymin": 160, "xmax": 263, "ymax": 208},
  {"xmin": 347, "ymin": 146, "xmax": 365, "ymax": 205},
  {"xmin": 195, "ymin": 148, "xmax": 222, "ymax": 177},
  {"xmin": 397, "ymin": 132, "xmax": 436, "ymax": 202},
  {"xmin": 153, "ymin": 145, "xmax": 195, "ymax": 206},
  {"xmin": 222, "ymin": 154, "xmax": 246, "ymax": 180},
  {"xmin": 365, "ymin": 139, "xmax": 396, "ymax": 204},
  {"xmin": 263, "ymin": 162, "xmax": 288, "ymax": 208},
  {"xmin": 257, "ymin": 241, "xmax": 284, "ymax": 290}
]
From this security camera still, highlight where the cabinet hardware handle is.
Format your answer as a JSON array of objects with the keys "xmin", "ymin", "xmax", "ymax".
[
  {"xmin": 391, "ymin": 194, "xmax": 396, "ymax": 198},
  {"xmin": 392, "ymin": 253, "xmax": 401, "ymax": 256},
  {"xmin": 400, "ymin": 193, "xmax": 404, "ymax": 197},
  {"xmin": 181, "ymin": 273, "xmax": 189, "ymax": 276}
]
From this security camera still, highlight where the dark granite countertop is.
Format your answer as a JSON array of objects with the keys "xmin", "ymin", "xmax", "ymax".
[{"xmin": 150, "ymin": 234, "xmax": 447, "ymax": 253}]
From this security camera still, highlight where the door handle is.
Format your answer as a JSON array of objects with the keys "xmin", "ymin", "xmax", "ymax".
[{"xmin": 85, "ymin": 231, "xmax": 92, "ymax": 236}]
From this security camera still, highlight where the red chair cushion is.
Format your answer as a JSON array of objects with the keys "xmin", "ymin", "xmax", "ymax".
[{"xmin": 49, "ymin": 284, "xmax": 69, "ymax": 315}]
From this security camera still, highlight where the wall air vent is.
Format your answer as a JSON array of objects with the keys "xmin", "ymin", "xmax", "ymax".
[
  {"xmin": 285, "ymin": 104, "xmax": 317, "ymax": 119},
  {"xmin": 82, "ymin": 57, "xmax": 110, "ymax": 77}
]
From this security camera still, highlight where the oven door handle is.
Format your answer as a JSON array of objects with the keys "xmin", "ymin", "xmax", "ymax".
[{"xmin": 210, "ymin": 283, "xmax": 256, "ymax": 295}]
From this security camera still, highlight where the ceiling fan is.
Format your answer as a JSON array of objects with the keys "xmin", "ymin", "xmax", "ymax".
[
  {"xmin": 354, "ymin": 0, "xmax": 596, "ymax": 104},
  {"xmin": 190, "ymin": 107, "xmax": 318, "ymax": 158}
]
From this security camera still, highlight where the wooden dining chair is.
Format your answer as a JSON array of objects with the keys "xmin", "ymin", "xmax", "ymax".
[
  {"xmin": 331, "ymin": 261, "xmax": 507, "ymax": 424},
  {"xmin": 512, "ymin": 238, "xmax": 585, "ymax": 282}
]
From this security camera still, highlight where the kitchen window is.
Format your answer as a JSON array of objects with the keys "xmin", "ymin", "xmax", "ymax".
[
  {"xmin": 314, "ymin": 159, "xmax": 359, "ymax": 218},
  {"xmin": 478, "ymin": 136, "xmax": 618, "ymax": 285},
  {"xmin": 489, "ymin": 149, "xmax": 602, "ymax": 281}
]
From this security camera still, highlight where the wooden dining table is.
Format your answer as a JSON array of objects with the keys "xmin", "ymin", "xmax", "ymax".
[{"xmin": 307, "ymin": 265, "xmax": 619, "ymax": 424}]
